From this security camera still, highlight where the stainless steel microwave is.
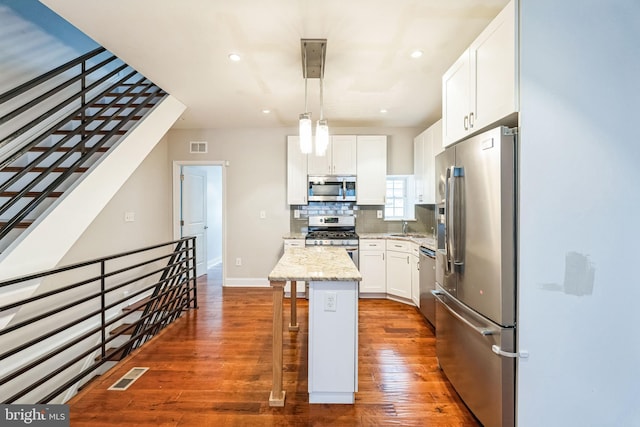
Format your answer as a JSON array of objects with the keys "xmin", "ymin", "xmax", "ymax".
[{"xmin": 308, "ymin": 175, "xmax": 356, "ymax": 202}]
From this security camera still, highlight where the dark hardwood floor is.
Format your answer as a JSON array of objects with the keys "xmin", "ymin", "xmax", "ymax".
[{"xmin": 68, "ymin": 268, "xmax": 480, "ymax": 426}]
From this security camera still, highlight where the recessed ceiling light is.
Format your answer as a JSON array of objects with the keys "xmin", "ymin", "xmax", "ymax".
[
  {"xmin": 262, "ymin": 109, "xmax": 271, "ymax": 114},
  {"xmin": 228, "ymin": 53, "xmax": 241, "ymax": 61},
  {"xmin": 380, "ymin": 108, "xmax": 388, "ymax": 114},
  {"xmin": 410, "ymin": 50, "xmax": 423, "ymax": 59}
]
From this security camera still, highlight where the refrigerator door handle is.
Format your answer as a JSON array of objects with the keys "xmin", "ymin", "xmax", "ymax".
[
  {"xmin": 433, "ymin": 291, "xmax": 494, "ymax": 336},
  {"xmin": 491, "ymin": 345, "xmax": 529, "ymax": 359},
  {"xmin": 450, "ymin": 167, "xmax": 465, "ymax": 267},
  {"xmin": 445, "ymin": 166, "xmax": 454, "ymax": 273}
]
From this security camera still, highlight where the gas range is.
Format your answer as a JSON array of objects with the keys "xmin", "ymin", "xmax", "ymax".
[{"xmin": 306, "ymin": 215, "xmax": 358, "ymax": 247}]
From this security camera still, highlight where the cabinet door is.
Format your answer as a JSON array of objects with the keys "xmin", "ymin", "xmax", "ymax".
[
  {"xmin": 422, "ymin": 119, "xmax": 443, "ymax": 204},
  {"xmin": 413, "ymin": 131, "xmax": 425, "ymax": 203},
  {"xmin": 331, "ymin": 135, "xmax": 357, "ymax": 175},
  {"xmin": 442, "ymin": 49, "xmax": 471, "ymax": 147},
  {"xmin": 356, "ymin": 135, "xmax": 387, "ymax": 205},
  {"xmin": 307, "ymin": 142, "xmax": 332, "ymax": 175},
  {"xmin": 287, "ymin": 136, "xmax": 308, "ymax": 205},
  {"xmin": 359, "ymin": 250, "xmax": 386, "ymax": 293},
  {"xmin": 471, "ymin": 0, "xmax": 517, "ymax": 131},
  {"xmin": 386, "ymin": 250, "xmax": 412, "ymax": 299}
]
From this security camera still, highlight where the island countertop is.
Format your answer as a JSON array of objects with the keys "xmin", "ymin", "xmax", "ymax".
[{"xmin": 268, "ymin": 246, "xmax": 362, "ymax": 282}]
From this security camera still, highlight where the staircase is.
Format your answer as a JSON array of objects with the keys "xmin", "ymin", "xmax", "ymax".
[
  {"xmin": 0, "ymin": 47, "xmax": 167, "ymax": 254},
  {"xmin": 0, "ymin": 48, "xmax": 186, "ymax": 284}
]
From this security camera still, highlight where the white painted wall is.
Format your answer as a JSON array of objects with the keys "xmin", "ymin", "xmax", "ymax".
[{"xmin": 517, "ymin": 0, "xmax": 640, "ymax": 425}]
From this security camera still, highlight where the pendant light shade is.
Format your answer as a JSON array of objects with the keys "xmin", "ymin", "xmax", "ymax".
[
  {"xmin": 299, "ymin": 112, "xmax": 313, "ymax": 154},
  {"xmin": 315, "ymin": 119, "xmax": 329, "ymax": 156}
]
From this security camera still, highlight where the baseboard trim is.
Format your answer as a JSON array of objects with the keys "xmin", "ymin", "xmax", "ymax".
[{"xmin": 224, "ymin": 277, "xmax": 270, "ymax": 287}]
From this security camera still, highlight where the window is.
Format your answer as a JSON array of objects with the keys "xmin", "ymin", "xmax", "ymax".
[{"xmin": 385, "ymin": 175, "xmax": 415, "ymax": 220}]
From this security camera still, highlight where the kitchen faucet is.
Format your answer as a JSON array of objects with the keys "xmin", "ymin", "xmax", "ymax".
[{"xmin": 402, "ymin": 220, "xmax": 408, "ymax": 234}]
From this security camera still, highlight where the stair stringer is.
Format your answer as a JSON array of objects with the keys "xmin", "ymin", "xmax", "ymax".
[{"xmin": 0, "ymin": 95, "xmax": 186, "ymax": 326}]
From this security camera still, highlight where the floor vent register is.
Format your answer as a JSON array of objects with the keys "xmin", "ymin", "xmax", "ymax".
[{"xmin": 108, "ymin": 367, "xmax": 149, "ymax": 391}]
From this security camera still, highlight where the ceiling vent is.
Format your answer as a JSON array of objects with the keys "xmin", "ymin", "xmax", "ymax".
[{"xmin": 190, "ymin": 141, "xmax": 208, "ymax": 154}]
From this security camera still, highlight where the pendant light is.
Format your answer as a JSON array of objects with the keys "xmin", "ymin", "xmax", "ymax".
[
  {"xmin": 299, "ymin": 41, "xmax": 312, "ymax": 154},
  {"xmin": 315, "ymin": 42, "xmax": 329, "ymax": 157}
]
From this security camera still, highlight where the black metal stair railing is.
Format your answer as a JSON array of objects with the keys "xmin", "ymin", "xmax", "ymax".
[
  {"xmin": 0, "ymin": 47, "xmax": 168, "ymax": 248},
  {"xmin": 0, "ymin": 237, "xmax": 198, "ymax": 404}
]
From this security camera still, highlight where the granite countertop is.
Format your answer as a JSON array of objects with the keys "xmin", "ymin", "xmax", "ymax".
[
  {"xmin": 282, "ymin": 232, "xmax": 306, "ymax": 239},
  {"xmin": 359, "ymin": 233, "xmax": 437, "ymax": 250},
  {"xmin": 268, "ymin": 246, "xmax": 362, "ymax": 282}
]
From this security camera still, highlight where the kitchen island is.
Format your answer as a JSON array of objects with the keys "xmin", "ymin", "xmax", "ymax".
[{"xmin": 268, "ymin": 246, "xmax": 362, "ymax": 407}]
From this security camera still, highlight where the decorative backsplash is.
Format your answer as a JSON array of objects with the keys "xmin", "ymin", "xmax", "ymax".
[{"xmin": 289, "ymin": 203, "xmax": 436, "ymax": 236}]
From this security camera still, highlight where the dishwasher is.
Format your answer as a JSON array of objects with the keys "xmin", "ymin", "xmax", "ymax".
[{"xmin": 419, "ymin": 246, "xmax": 436, "ymax": 327}]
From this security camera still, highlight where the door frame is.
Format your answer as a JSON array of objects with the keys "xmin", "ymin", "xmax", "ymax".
[{"xmin": 172, "ymin": 160, "xmax": 226, "ymax": 283}]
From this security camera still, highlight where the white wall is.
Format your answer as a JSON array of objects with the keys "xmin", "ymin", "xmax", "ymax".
[
  {"xmin": 167, "ymin": 126, "xmax": 418, "ymax": 284},
  {"xmin": 517, "ymin": 0, "xmax": 640, "ymax": 425},
  {"xmin": 59, "ymin": 136, "xmax": 173, "ymax": 264}
]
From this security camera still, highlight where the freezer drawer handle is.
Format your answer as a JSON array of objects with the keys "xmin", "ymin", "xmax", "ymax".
[
  {"xmin": 491, "ymin": 345, "xmax": 529, "ymax": 359},
  {"xmin": 431, "ymin": 290, "xmax": 493, "ymax": 336}
]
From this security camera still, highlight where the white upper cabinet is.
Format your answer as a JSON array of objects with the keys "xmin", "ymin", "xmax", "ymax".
[
  {"xmin": 308, "ymin": 135, "xmax": 357, "ymax": 175},
  {"xmin": 442, "ymin": 0, "xmax": 517, "ymax": 147},
  {"xmin": 356, "ymin": 135, "xmax": 387, "ymax": 205},
  {"xmin": 414, "ymin": 119, "xmax": 443, "ymax": 204},
  {"xmin": 287, "ymin": 136, "xmax": 308, "ymax": 205}
]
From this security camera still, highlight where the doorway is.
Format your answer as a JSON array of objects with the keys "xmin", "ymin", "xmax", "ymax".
[{"xmin": 173, "ymin": 161, "xmax": 225, "ymax": 281}]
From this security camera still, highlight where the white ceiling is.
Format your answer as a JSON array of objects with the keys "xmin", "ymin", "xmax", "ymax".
[{"xmin": 41, "ymin": 0, "xmax": 510, "ymax": 130}]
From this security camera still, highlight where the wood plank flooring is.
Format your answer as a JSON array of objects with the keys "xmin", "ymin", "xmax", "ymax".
[{"xmin": 68, "ymin": 271, "xmax": 480, "ymax": 426}]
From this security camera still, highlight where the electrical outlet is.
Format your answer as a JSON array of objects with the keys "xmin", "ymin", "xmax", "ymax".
[
  {"xmin": 294, "ymin": 209, "xmax": 300, "ymax": 219},
  {"xmin": 324, "ymin": 292, "xmax": 337, "ymax": 312},
  {"xmin": 124, "ymin": 212, "xmax": 135, "ymax": 222},
  {"xmin": 377, "ymin": 210, "xmax": 383, "ymax": 219},
  {"xmin": 260, "ymin": 210, "xmax": 266, "ymax": 219},
  {"xmin": 235, "ymin": 257, "xmax": 242, "ymax": 266}
]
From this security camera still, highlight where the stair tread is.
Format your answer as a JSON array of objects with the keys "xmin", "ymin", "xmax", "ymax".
[
  {"xmin": 0, "ymin": 221, "xmax": 32, "ymax": 229},
  {"xmin": 73, "ymin": 115, "xmax": 143, "ymax": 121},
  {"xmin": 0, "ymin": 191, "xmax": 63, "ymax": 198},
  {"xmin": 95, "ymin": 347, "xmax": 127, "ymax": 362},
  {"xmin": 110, "ymin": 323, "xmax": 136, "ymax": 336},
  {"xmin": 122, "ymin": 297, "xmax": 151, "ymax": 312},
  {"xmin": 52, "ymin": 129, "xmax": 127, "ymax": 136},
  {"xmin": 28, "ymin": 146, "xmax": 109, "ymax": 153},
  {"xmin": 2, "ymin": 166, "xmax": 89, "ymax": 173}
]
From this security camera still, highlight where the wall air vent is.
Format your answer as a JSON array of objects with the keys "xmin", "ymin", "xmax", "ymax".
[
  {"xmin": 190, "ymin": 141, "xmax": 208, "ymax": 154},
  {"xmin": 108, "ymin": 367, "xmax": 149, "ymax": 391}
]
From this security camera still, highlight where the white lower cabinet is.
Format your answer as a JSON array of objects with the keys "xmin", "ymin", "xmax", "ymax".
[
  {"xmin": 385, "ymin": 241, "xmax": 413, "ymax": 300},
  {"xmin": 358, "ymin": 239, "xmax": 386, "ymax": 294}
]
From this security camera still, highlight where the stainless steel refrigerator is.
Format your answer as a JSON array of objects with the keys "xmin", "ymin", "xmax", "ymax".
[{"xmin": 434, "ymin": 126, "xmax": 517, "ymax": 427}]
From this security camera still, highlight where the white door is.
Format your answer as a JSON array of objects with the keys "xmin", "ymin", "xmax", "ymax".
[{"xmin": 181, "ymin": 166, "xmax": 207, "ymax": 276}]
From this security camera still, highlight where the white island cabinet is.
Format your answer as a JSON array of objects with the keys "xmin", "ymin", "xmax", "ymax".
[{"xmin": 268, "ymin": 247, "xmax": 362, "ymax": 406}]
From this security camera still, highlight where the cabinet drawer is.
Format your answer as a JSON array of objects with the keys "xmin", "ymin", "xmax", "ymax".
[
  {"xmin": 360, "ymin": 239, "xmax": 385, "ymax": 250},
  {"xmin": 386, "ymin": 240, "xmax": 413, "ymax": 252}
]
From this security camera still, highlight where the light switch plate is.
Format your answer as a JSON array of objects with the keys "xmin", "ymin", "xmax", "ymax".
[
  {"xmin": 377, "ymin": 210, "xmax": 383, "ymax": 219},
  {"xmin": 124, "ymin": 212, "xmax": 135, "ymax": 222}
]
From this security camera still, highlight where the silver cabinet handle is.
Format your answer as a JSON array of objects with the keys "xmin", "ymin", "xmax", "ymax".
[
  {"xmin": 469, "ymin": 112, "xmax": 475, "ymax": 128},
  {"xmin": 464, "ymin": 115, "xmax": 469, "ymax": 130},
  {"xmin": 492, "ymin": 345, "xmax": 529, "ymax": 359},
  {"xmin": 432, "ymin": 291, "xmax": 493, "ymax": 336}
]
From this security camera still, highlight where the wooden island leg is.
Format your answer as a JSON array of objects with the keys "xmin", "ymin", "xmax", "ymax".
[
  {"xmin": 289, "ymin": 280, "xmax": 299, "ymax": 331},
  {"xmin": 269, "ymin": 280, "xmax": 286, "ymax": 407}
]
